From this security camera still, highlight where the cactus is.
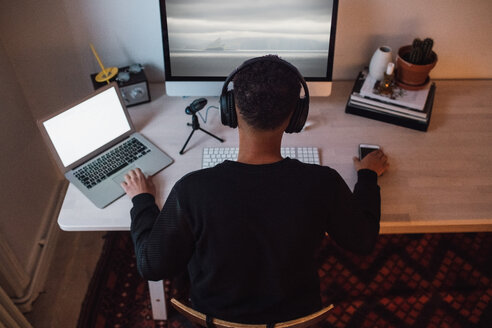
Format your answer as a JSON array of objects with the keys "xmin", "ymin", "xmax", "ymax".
[
  {"xmin": 421, "ymin": 38, "xmax": 434, "ymax": 64},
  {"xmin": 412, "ymin": 38, "xmax": 423, "ymax": 49},
  {"xmin": 409, "ymin": 47, "xmax": 423, "ymax": 64},
  {"xmin": 407, "ymin": 37, "xmax": 435, "ymax": 65}
]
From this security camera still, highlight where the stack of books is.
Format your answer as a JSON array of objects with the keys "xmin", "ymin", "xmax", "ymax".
[{"xmin": 345, "ymin": 69, "xmax": 436, "ymax": 131}]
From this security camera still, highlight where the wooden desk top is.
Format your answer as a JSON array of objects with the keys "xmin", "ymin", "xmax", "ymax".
[{"xmin": 57, "ymin": 80, "xmax": 492, "ymax": 233}]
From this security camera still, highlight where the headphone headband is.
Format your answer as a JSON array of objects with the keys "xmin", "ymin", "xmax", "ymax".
[{"xmin": 221, "ymin": 56, "xmax": 310, "ymax": 100}]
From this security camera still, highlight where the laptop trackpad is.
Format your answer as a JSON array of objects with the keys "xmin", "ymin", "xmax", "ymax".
[{"xmin": 112, "ymin": 164, "xmax": 137, "ymax": 186}]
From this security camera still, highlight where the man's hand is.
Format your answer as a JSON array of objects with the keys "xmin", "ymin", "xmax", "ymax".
[
  {"xmin": 121, "ymin": 168, "xmax": 156, "ymax": 199},
  {"xmin": 353, "ymin": 149, "xmax": 389, "ymax": 176}
]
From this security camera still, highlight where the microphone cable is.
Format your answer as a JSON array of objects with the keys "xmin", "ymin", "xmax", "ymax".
[{"xmin": 197, "ymin": 105, "xmax": 219, "ymax": 124}]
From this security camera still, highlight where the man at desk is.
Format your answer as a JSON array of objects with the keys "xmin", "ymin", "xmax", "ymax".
[{"xmin": 121, "ymin": 56, "xmax": 389, "ymax": 324}]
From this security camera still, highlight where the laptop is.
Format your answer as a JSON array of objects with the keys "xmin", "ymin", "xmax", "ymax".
[{"xmin": 38, "ymin": 82, "xmax": 173, "ymax": 208}]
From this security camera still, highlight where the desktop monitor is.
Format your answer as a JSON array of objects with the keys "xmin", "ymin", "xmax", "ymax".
[{"xmin": 159, "ymin": 0, "xmax": 338, "ymax": 97}]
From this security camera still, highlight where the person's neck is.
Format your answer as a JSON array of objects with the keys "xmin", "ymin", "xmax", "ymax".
[{"xmin": 237, "ymin": 126, "xmax": 284, "ymax": 165}]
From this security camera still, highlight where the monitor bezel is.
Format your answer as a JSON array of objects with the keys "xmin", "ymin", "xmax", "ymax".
[{"xmin": 159, "ymin": 0, "xmax": 338, "ymax": 83}]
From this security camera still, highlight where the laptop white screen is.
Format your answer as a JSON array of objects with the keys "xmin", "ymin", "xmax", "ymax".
[{"xmin": 43, "ymin": 87, "xmax": 131, "ymax": 167}]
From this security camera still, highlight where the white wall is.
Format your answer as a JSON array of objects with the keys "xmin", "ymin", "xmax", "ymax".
[
  {"xmin": 335, "ymin": 0, "xmax": 492, "ymax": 80},
  {"xmin": 0, "ymin": 38, "xmax": 62, "ymax": 295},
  {"xmin": 63, "ymin": 0, "xmax": 492, "ymax": 85},
  {"xmin": 1, "ymin": 0, "xmax": 492, "ymax": 118},
  {"xmin": 62, "ymin": 0, "xmax": 163, "ymax": 83},
  {"xmin": 0, "ymin": 0, "xmax": 87, "ymax": 119}
]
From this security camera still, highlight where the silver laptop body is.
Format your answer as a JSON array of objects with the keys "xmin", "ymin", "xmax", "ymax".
[{"xmin": 38, "ymin": 82, "xmax": 173, "ymax": 208}]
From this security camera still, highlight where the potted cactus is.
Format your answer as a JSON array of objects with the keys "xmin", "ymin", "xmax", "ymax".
[{"xmin": 396, "ymin": 38, "xmax": 437, "ymax": 89}]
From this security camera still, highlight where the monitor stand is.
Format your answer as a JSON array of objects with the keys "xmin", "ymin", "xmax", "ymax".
[{"xmin": 307, "ymin": 82, "xmax": 332, "ymax": 97}]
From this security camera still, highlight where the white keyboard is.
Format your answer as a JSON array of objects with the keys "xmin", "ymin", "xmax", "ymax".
[{"xmin": 202, "ymin": 147, "xmax": 320, "ymax": 168}]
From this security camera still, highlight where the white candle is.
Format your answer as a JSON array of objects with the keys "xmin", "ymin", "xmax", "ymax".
[{"xmin": 386, "ymin": 62, "xmax": 395, "ymax": 75}]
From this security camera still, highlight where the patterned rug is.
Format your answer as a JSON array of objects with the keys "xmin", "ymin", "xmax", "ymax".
[{"xmin": 77, "ymin": 232, "xmax": 492, "ymax": 328}]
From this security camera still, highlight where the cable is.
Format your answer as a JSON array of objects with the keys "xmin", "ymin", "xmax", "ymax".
[{"xmin": 197, "ymin": 105, "xmax": 219, "ymax": 124}]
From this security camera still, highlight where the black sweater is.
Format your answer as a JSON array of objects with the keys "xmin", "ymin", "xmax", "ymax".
[{"xmin": 130, "ymin": 158, "xmax": 380, "ymax": 323}]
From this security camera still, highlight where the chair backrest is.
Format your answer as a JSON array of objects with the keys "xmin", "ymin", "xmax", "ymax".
[{"xmin": 170, "ymin": 298, "xmax": 334, "ymax": 328}]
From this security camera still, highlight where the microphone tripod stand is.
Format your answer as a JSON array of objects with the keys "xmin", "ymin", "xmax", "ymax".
[{"xmin": 180, "ymin": 113, "xmax": 224, "ymax": 155}]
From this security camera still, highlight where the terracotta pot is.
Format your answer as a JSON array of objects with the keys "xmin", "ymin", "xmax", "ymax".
[{"xmin": 396, "ymin": 45, "xmax": 437, "ymax": 89}]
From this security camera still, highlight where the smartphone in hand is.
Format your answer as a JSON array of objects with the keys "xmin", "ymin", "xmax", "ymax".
[{"xmin": 359, "ymin": 144, "xmax": 380, "ymax": 160}]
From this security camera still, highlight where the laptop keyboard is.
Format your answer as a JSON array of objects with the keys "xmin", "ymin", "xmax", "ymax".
[
  {"xmin": 74, "ymin": 138, "xmax": 151, "ymax": 189},
  {"xmin": 202, "ymin": 147, "xmax": 320, "ymax": 168}
]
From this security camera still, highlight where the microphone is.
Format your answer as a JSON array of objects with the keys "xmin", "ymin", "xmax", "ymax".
[{"xmin": 185, "ymin": 98, "xmax": 208, "ymax": 115}]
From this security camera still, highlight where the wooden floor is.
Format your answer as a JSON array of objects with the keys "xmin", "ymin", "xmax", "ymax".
[{"xmin": 24, "ymin": 230, "xmax": 106, "ymax": 328}]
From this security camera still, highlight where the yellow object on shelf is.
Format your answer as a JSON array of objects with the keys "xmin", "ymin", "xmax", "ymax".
[{"xmin": 90, "ymin": 43, "xmax": 118, "ymax": 84}]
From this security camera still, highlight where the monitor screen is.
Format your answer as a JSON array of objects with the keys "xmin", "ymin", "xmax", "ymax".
[{"xmin": 160, "ymin": 0, "xmax": 338, "ymax": 96}]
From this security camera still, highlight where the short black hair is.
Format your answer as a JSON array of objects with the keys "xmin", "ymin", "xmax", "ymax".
[{"xmin": 233, "ymin": 55, "xmax": 301, "ymax": 130}]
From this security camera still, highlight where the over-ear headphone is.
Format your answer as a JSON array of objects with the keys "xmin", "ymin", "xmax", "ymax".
[{"xmin": 220, "ymin": 56, "xmax": 310, "ymax": 133}]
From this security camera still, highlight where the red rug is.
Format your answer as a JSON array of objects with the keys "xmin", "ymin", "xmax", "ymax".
[{"xmin": 78, "ymin": 232, "xmax": 492, "ymax": 328}]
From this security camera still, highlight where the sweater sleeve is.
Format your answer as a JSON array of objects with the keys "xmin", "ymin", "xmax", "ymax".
[
  {"xmin": 130, "ymin": 188, "xmax": 194, "ymax": 281},
  {"xmin": 326, "ymin": 169, "xmax": 380, "ymax": 255}
]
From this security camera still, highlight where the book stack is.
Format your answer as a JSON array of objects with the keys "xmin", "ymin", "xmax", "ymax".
[{"xmin": 345, "ymin": 69, "xmax": 436, "ymax": 131}]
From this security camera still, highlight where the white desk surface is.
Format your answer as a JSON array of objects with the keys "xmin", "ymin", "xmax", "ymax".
[{"xmin": 58, "ymin": 80, "xmax": 492, "ymax": 234}]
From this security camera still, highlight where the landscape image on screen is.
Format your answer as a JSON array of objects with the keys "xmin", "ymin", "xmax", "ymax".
[{"xmin": 165, "ymin": 0, "xmax": 334, "ymax": 78}]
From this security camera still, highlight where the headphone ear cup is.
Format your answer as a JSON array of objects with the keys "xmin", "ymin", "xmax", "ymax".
[
  {"xmin": 285, "ymin": 105, "xmax": 299, "ymax": 134},
  {"xmin": 297, "ymin": 98, "xmax": 309, "ymax": 130},
  {"xmin": 220, "ymin": 90, "xmax": 238, "ymax": 128},
  {"xmin": 227, "ymin": 91, "xmax": 238, "ymax": 128},
  {"xmin": 219, "ymin": 92, "xmax": 229, "ymax": 125},
  {"xmin": 285, "ymin": 99, "xmax": 309, "ymax": 133}
]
